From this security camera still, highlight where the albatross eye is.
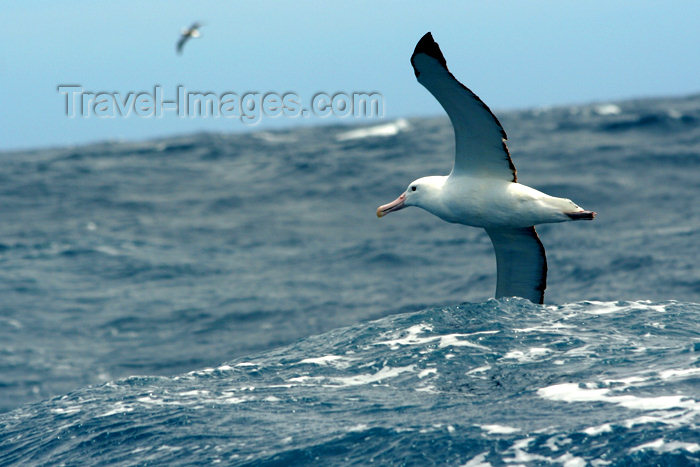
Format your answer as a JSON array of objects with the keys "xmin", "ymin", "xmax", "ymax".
[{"xmin": 411, "ymin": 186, "xmax": 417, "ymax": 191}]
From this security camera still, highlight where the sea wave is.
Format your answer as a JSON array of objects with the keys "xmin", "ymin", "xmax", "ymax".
[{"xmin": 1, "ymin": 299, "xmax": 698, "ymax": 465}]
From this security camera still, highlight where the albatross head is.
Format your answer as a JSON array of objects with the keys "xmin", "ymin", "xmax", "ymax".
[{"xmin": 376, "ymin": 176, "xmax": 447, "ymax": 218}]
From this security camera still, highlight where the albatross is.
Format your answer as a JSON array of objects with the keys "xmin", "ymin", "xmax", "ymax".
[
  {"xmin": 377, "ymin": 32, "xmax": 596, "ymax": 304},
  {"xmin": 177, "ymin": 22, "xmax": 202, "ymax": 55}
]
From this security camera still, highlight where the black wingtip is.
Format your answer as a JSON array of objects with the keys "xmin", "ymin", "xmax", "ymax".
[
  {"xmin": 566, "ymin": 211, "xmax": 597, "ymax": 220},
  {"xmin": 411, "ymin": 32, "xmax": 448, "ymax": 77}
]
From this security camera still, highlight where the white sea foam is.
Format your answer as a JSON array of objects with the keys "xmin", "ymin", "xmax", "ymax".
[
  {"xmin": 299, "ymin": 355, "xmax": 344, "ymax": 365},
  {"xmin": 252, "ymin": 131, "xmax": 298, "ymax": 144},
  {"xmin": 659, "ymin": 367, "xmax": 700, "ymax": 380},
  {"xmin": 298, "ymin": 355, "xmax": 355, "ymax": 368},
  {"xmin": 466, "ymin": 365, "xmax": 491, "ymax": 375},
  {"xmin": 601, "ymin": 375, "xmax": 649, "ymax": 386},
  {"xmin": 328, "ymin": 365, "xmax": 415, "ymax": 386},
  {"xmin": 538, "ymin": 382, "xmax": 699, "ymax": 412},
  {"xmin": 582, "ymin": 423, "xmax": 612, "ymax": 436},
  {"xmin": 178, "ymin": 390, "xmax": 210, "ymax": 397},
  {"xmin": 347, "ymin": 423, "xmax": 368, "ymax": 432},
  {"xmin": 594, "ymin": 104, "xmax": 622, "ymax": 115},
  {"xmin": 503, "ymin": 437, "xmax": 586, "ymax": 466},
  {"xmin": 629, "ymin": 438, "xmax": 700, "ymax": 454},
  {"xmin": 479, "ymin": 424, "xmax": 521, "ymax": 434},
  {"xmin": 545, "ymin": 434, "xmax": 572, "ymax": 451},
  {"xmin": 501, "ymin": 347, "xmax": 552, "ymax": 362},
  {"xmin": 97, "ymin": 401, "xmax": 134, "ymax": 417},
  {"xmin": 0, "ymin": 317, "xmax": 22, "ymax": 329},
  {"xmin": 137, "ymin": 392, "xmax": 254, "ymax": 407},
  {"xmin": 568, "ymin": 300, "xmax": 667, "ymax": 315},
  {"xmin": 95, "ymin": 245, "xmax": 120, "ymax": 256},
  {"xmin": 374, "ymin": 324, "xmax": 495, "ymax": 351},
  {"xmin": 220, "ymin": 396, "xmax": 248, "ymax": 405},
  {"xmin": 667, "ymin": 109, "xmax": 684, "ymax": 119},
  {"xmin": 461, "ymin": 451, "xmax": 492, "ymax": 467},
  {"xmin": 563, "ymin": 344, "xmax": 596, "ymax": 358},
  {"xmin": 336, "ymin": 118, "xmax": 410, "ymax": 141},
  {"xmin": 50, "ymin": 405, "xmax": 81, "ymax": 415},
  {"xmin": 621, "ymin": 409, "xmax": 698, "ymax": 428},
  {"xmin": 418, "ymin": 368, "xmax": 437, "ymax": 378},
  {"xmin": 415, "ymin": 385, "xmax": 438, "ymax": 393},
  {"xmin": 503, "ymin": 437, "xmax": 546, "ymax": 463},
  {"xmin": 288, "ymin": 365, "xmax": 415, "ymax": 387},
  {"xmin": 554, "ymin": 453, "xmax": 587, "ymax": 467},
  {"xmin": 514, "ymin": 322, "xmax": 576, "ymax": 333}
]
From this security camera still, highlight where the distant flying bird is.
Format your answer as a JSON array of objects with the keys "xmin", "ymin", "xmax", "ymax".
[
  {"xmin": 376, "ymin": 32, "xmax": 596, "ymax": 304},
  {"xmin": 177, "ymin": 22, "xmax": 202, "ymax": 55}
]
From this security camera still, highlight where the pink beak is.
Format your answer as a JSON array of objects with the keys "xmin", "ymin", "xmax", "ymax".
[{"xmin": 377, "ymin": 193, "xmax": 406, "ymax": 218}]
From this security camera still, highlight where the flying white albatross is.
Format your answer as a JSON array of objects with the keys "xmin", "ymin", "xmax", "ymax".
[
  {"xmin": 377, "ymin": 32, "xmax": 596, "ymax": 304},
  {"xmin": 177, "ymin": 22, "xmax": 202, "ymax": 55}
]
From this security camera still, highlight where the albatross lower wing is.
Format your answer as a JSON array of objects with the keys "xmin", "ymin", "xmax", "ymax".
[
  {"xmin": 485, "ymin": 227, "xmax": 547, "ymax": 304},
  {"xmin": 176, "ymin": 35, "xmax": 188, "ymax": 54},
  {"xmin": 411, "ymin": 32, "xmax": 517, "ymax": 182}
]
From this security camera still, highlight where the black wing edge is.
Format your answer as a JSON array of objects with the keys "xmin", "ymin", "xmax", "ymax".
[
  {"xmin": 176, "ymin": 36, "xmax": 186, "ymax": 54},
  {"xmin": 410, "ymin": 32, "xmax": 517, "ymax": 182},
  {"xmin": 528, "ymin": 226, "xmax": 547, "ymax": 304},
  {"xmin": 410, "ymin": 32, "xmax": 447, "ymax": 77}
]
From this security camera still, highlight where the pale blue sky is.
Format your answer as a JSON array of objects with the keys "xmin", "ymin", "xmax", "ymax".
[{"xmin": 3, "ymin": 1, "xmax": 700, "ymax": 150}]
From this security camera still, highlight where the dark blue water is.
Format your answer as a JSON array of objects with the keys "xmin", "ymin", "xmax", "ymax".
[{"xmin": 1, "ymin": 95, "xmax": 698, "ymax": 464}]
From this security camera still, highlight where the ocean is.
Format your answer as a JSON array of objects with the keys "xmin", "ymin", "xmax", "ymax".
[{"xmin": 0, "ymin": 94, "xmax": 698, "ymax": 465}]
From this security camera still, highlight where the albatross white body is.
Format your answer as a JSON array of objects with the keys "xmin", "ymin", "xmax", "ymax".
[
  {"xmin": 399, "ymin": 175, "xmax": 584, "ymax": 229},
  {"xmin": 377, "ymin": 33, "xmax": 595, "ymax": 304}
]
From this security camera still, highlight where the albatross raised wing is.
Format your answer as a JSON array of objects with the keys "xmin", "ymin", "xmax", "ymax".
[
  {"xmin": 177, "ymin": 22, "xmax": 201, "ymax": 55},
  {"xmin": 485, "ymin": 227, "xmax": 547, "ymax": 304},
  {"xmin": 410, "ymin": 32, "xmax": 516, "ymax": 182}
]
